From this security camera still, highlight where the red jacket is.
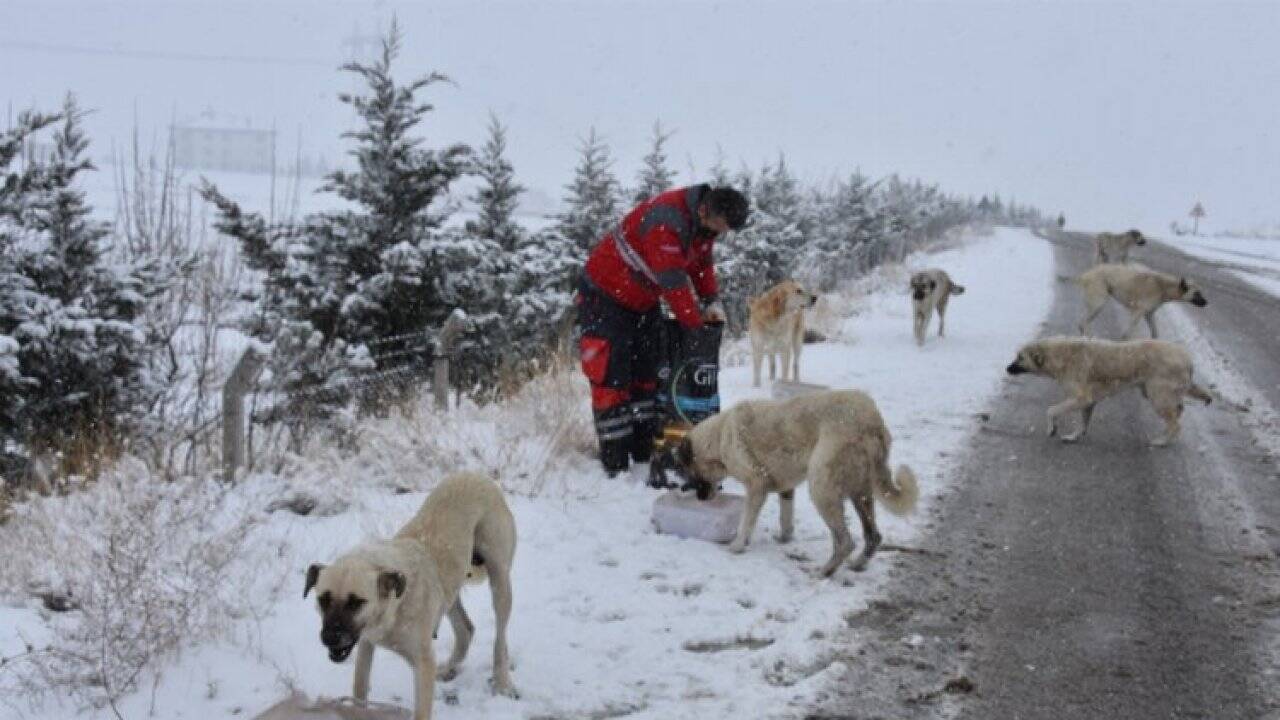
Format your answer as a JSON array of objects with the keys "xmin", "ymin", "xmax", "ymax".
[{"xmin": 583, "ymin": 185, "xmax": 719, "ymax": 328}]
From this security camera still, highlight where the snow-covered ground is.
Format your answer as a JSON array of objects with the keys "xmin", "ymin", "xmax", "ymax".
[
  {"xmin": 1164, "ymin": 234, "xmax": 1280, "ymax": 298},
  {"xmin": 0, "ymin": 227, "xmax": 1053, "ymax": 720}
]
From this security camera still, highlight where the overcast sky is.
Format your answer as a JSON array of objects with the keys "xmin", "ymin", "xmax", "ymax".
[{"xmin": 3, "ymin": 0, "xmax": 1277, "ymax": 233}]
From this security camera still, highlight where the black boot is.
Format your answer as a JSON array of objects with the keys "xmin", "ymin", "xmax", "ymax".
[
  {"xmin": 629, "ymin": 396, "xmax": 660, "ymax": 464},
  {"xmin": 593, "ymin": 405, "xmax": 633, "ymax": 477}
]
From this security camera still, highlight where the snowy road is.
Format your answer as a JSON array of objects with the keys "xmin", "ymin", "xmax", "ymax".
[{"xmin": 810, "ymin": 231, "xmax": 1280, "ymax": 719}]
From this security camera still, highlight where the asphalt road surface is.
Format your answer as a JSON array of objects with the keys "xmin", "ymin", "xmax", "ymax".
[{"xmin": 808, "ymin": 231, "xmax": 1280, "ymax": 720}]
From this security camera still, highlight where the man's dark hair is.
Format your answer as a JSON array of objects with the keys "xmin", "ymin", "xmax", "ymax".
[{"xmin": 704, "ymin": 187, "xmax": 750, "ymax": 230}]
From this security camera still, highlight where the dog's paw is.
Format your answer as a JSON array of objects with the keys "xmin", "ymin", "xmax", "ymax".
[
  {"xmin": 727, "ymin": 541, "xmax": 748, "ymax": 554},
  {"xmin": 774, "ymin": 532, "xmax": 793, "ymax": 544},
  {"xmin": 437, "ymin": 665, "xmax": 460, "ymax": 682},
  {"xmin": 489, "ymin": 679, "xmax": 520, "ymax": 700},
  {"xmin": 1060, "ymin": 431, "xmax": 1082, "ymax": 443}
]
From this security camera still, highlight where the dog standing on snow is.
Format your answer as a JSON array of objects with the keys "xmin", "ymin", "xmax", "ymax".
[
  {"xmin": 669, "ymin": 390, "xmax": 918, "ymax": 576},
  {"xmin": 749, "ymin": 279, "xmax": 819, "ymax": 387},
  {"xmin": 910, "ymin": 269, "xmax": 965, "ymax": 346},
  {"xmin": 1006, "ymin": 336, "xmax": 1212, "ymax": 446},
  {"xmin": 304, "ymin": 472, "xmax": 518, "ymax": 720}
]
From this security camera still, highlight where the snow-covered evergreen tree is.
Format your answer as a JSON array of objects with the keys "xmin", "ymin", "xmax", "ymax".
[
  {"xmin": 558, "ymin": 127, "xmax": 621, "ymax": 253},
  {"xmin": 707, "ymin": 145, "xmax": 733, "ymax": 188},
  {"xmin": 202, "ymin": 21, "xmax": 472, "ymax": 428},
  {"xmin": 632, "ymin": 120, "xmax": 676, "ymax": 203},
  {"xmin": 796, "ymin": 171, "xmax": 888, "ymax": 290},
  {"xmin": 751, "ymin": 154, "xmax": 808, "ymax": 272},
  {"xmin": 0, "ymin": 98, "xmax": 159, "ymax": 474},
  {"xmin": 713, "ymin": 154, "xmax": 807, "ymax": 326},
  {"xmin": 504, "ymin": 227, "xmax": 580, "ymax": 355},
  {"xmin": 467, "ymin": 113, "xmax": 525, "ymax": 252},
  {"xmin": 713, "ymin": 161, "xmax": 799, "ymax": 333}
]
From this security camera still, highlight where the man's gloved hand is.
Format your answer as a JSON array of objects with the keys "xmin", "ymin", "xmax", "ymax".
[{"xmin": 703, "ymin": 299, "xmax": 727, "ymax": 324}]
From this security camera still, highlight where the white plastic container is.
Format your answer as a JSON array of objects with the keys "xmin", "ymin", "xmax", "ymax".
[
  {"xmin": 252, "ymin": 693, "xmax": 409, "ymax": 719},
  {"xmin": 651, "ymin": 490, "xmax": 744, "ymax": 543}
]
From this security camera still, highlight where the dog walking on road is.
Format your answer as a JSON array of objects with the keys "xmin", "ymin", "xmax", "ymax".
[
  {"xmin": 1093, "ymin": 229, "xmax": 1148, "ymax": 265},
  {"xmin": 1074, "ymin": 264, "xmax": 1207, "ymax": 339},
  {"xmin": 1006, "ymin": 336, "xmax": 1212, "ymax": 447}
]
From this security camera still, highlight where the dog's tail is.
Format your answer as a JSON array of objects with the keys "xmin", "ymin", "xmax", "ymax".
[
  {"xmin": 1185, "ymin": 382, "xmax": 1213, "ymax": 406},
  {"xmin": 875, "ymin": 463, "xmax": 919, "ymax": 517}
]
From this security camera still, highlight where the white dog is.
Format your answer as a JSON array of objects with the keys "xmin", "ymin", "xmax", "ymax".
[
  {"xmin": 305, "ymin": 472, "xmax": 518, "ymax": 719},
  {"xmin": 670, "ymin": 390, "xmax": 918, "ymax": 576}
]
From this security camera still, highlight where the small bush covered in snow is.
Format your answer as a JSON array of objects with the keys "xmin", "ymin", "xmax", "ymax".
[{"xmin": 0, "ymin": 461, "xmax": 277, "ymax": 711}]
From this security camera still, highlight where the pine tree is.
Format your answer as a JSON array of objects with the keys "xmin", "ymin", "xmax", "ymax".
[
  {"xmin": 201, "ymin": 20, "xmax": 472, "ymax": 428},
  {"xmin": 797, "ymin": 171, "xmax": 887, "ymax": 290},
  {"xmin": 633, "ymin": 120, "xmax": 676, "ymax": 203},
  {"xmin": 707, "ymin": 145, "xmax": 733, "ymax": 188},
  {"xmin": 467, "ymin": 113, "xmax": 525, "ymax": 251},
  {"xmin": 0, "ymin": 97, "xmax": 159, "ymax": 471},
  {"xmin": 741, "ymin": 154, "xmax": 806, "ymax": 280},
  {"xmin": 558, "ymin": 127, "xmax": 621, "ymax": 253}
]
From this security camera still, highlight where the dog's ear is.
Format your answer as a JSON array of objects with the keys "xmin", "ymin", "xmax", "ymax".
[
  {"xmin": 1128, "ymin": 229, "xmax": 1141, "ymax": 239},
  {"xmin": 304, "ymin": 563, "xmax": 324, "ymax": 599},
  {"xmin": 1028, "ymin": 348, "xmax": 1046, "ymax": 368},
  {"xmin": 377, "ymin": 571, "xmax": 406, "ymax": 599},
  {"xmin": 1179, "ymin": 277, "xmax": 1189, "ymax": 293}
]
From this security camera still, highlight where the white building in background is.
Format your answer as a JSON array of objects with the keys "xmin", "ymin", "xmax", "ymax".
[{"xmin": 171, "ymin": 108, "xmax": 276, "ymax": 174}]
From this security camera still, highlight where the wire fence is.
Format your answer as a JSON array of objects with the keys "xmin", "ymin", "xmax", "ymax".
[{"xmin": 221, "ymin": 312, "xmax": 468, "ymax": 482}]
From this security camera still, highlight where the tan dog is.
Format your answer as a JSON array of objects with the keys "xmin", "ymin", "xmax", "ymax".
[
  {"xmin": 1076, "ymin": 264, "xmax": 1207, "ymax": 338},
  {"xmin": 304, "ymin": 472, "xmax": 518, "ymax": 720},
  {"xmin": 671, "ymin": 390, "xmax": 918, "ymax": 576},
  {"xmin": 1006, "ymin": 336, "xmax": 1212, "ymax": 446},
  {"xmin": 909, "ymin": 269, "xmax": 965, "ymax": 346},
  {"xmin": 749, "ymin": 279, "xmax": 818, "ymax": 387},
  {"xmin": 1093, "ymin": 229, "xmax": 1147, "ymax": 264}
]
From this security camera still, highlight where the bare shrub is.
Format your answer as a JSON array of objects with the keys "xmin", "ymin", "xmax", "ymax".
[
  {"xmin": 0, "ymin": 460, "xmax": 273, "ymax": 714},
  {"xmin": 256, "ymin": 358, "xmax": 595, "ymax": 514}
]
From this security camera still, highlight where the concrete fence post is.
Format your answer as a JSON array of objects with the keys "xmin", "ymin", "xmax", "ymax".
[
  {"xmin": 222, "ymin": 346, "xmax": 265, "ymax": 483},
  {"xmin": 433, "ymin": 310, "xmax": 466, "ymax": 411}
]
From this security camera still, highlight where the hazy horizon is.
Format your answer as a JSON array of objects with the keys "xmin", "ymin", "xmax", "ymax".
[{"xmin": 3, "ymin": 0, "xmax": 1277, "ymax": 234}]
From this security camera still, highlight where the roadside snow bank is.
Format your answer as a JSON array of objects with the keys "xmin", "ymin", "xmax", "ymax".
[{"xmin": 1164, "ymin": 235, "xmax": 1280, "ymax": 298}]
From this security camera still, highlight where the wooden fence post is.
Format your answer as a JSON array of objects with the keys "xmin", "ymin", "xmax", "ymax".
[
  {"xmin": 556, "ymin": 304, "xmax": 579, "ymax": 361},
  {"xmin": 433, "ymin": 310, "xmax": 466, "ymax": 411},
  {"xmin": 222, "ymin": 346, "xmax": 265, "ymax": 483}
]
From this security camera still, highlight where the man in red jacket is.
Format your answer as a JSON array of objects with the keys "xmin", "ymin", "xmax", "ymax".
[{"xmin": 577, "ymin": 184, "xmax": 750, "ymax": 477}]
